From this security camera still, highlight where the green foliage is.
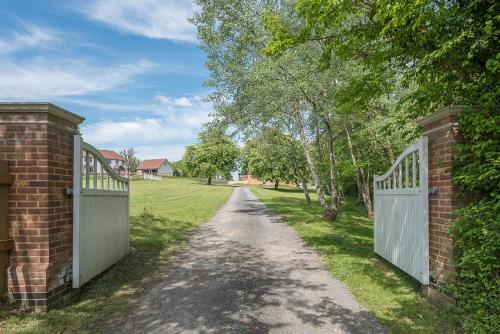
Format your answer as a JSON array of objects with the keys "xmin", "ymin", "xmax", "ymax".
[
  {"xmin": 454, "ymin": 108, "xmax": 500, "ymax": 194},
  {"xmin": 192, "ymin": 0, "xmax": 414, "ymax": 218},
  {"xmin": 195, "ymin": 0, "xmax": 499, "ymax": 327},
  {"xmin": 170, "ymin": 160, "xmax": 189, "ymax": 177},
  {"xmin": 376, "ymin": 0, "xmax": 500, "ymax": 109},
  {"xmin": 181, "ymin": 128, "xmax": 239, "ymax": 183},
  {"xmin": 267, "ymin": 0, "xmax": 500, "ymax": 111},
  {"xmin": 264, "ymin": 0, "xmax": 499, "ymax": 330},
  {"xmin": 450, "ymin": 197, "xmax": 500, "ymax": 333},
  {"xmin": 120, "ymin": 147, "xmax": 140, "ymax": 174},
  {"xmin": 242, "ymin": 127, "xmax": 307, "ymax": 187},
  {"xmin": 450, "ymin": 107, "xmax": 500, "ymax": 333}
]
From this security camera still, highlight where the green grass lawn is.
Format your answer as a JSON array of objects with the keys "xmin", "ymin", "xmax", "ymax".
[
  {"xmin": 0, "ymin": 177, "xmax": 233, "ymax": 334},
  {"xmin": 250, "ymin": 186, "xmax": 463, "ymax": 334}
]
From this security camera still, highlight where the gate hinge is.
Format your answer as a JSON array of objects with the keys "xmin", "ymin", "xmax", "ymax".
[
  {"xmin": 429, "ymin": 187, "xmax": 438, "ymax": 195},
  {"xmin": 0, "ymin": 239, "xmax": 14, "ymax": 252},
  {"xmin": 65, "ymin": 187, "xmax": 74, "ymax": 196},
  {"xmin": 0, "ymin": 175, "xmax": 13, "ymax": 185}
]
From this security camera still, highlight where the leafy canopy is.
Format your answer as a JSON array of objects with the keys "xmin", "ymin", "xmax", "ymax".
[{"xmin": 181, "ymin": 128, "xmax": 239, "ymax": 182}]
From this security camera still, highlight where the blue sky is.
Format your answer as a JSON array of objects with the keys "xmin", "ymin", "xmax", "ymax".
[{"xmin": 0, "ymin": 0, "xmax": 212, "ymax": 160}]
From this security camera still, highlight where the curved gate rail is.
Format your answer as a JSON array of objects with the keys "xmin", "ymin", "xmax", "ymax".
[
  {"xmin": 373, "ymin": 137, "xmax": 429, "ymax": 284},
  {"xmin": 73, "ymin": 135, "xmax": 129, "ymax": 288}
]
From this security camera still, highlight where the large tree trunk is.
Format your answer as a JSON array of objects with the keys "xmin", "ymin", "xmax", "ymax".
[
  {"xmin": 357, "ymin": 185, "xmax": 363, "ymax": 204},
  {"xmin": 322, "ymin": 118, "xmax": 338, "ymax": 221},
  {"xmin": 300, "ymin": 177, "xmax": 312, "ymax": 206},
  {"xmin": 360, "ymin": 178, "xmax": 373, "ymax": 217},
  {"xmin": 294, "ymin": 112, "xmax": 334, "ymax": 220},
  {"xmin": 294, "ymin": 167, "xmax": 312, "ymax": 206},
  {"xmin": 274, "ymin": 181, "xmax": 279, "ymax": 189},
  {"xmin": 357, "ymin": 148, "xmax": 374, "ymax": 217},
  {"xmin": 344, "ymin": 124, "xmax": 373, "ymax": 216},
  {"xmin": 344, "ymin": 126, "xmax": 364, "ymax": 198},
  {"xmin": 315, "ymin": 118, "xmax": 323, "ymax": 165},
  {"xmin": 207, "ymin": 176, "xmax": 212, "ymax": 185},
  {"xmin": 362, "ymin": 170, "xmax": 373, "ymax": 217}
]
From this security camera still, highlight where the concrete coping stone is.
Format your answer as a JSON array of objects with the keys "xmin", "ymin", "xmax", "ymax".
[
  {"xmin": 415, "ymin": 105, "xmax": 467, "ymax": 127},
  {"xmin": 0, "ymin": 102, "xmax": 85, "ymax": 125}
]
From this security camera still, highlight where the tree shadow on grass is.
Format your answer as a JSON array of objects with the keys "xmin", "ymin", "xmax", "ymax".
[
  {"xmin": 117, "ymin": 225, "xmax": 384, "ymax": 334},
  {"xmin": 240, "ymin": 196, "xmax": 320, "ymax": 219},
  {"xmin": 259, "ymin": 186, "xmax": 303, "ymax": 193},
  {"xmin": 0, "ymin": 214, "xmax": 202, "ymax": 334},
  {"xmin": 252, "ymin": 192, "xmax": 463, "ymax": 333}
]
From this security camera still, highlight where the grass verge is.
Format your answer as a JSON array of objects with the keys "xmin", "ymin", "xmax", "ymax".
[
  {"xmin": 0, "ymin": 177, "xmax": 233, "ymax": 334},
  {"xmin": 250, "ymin": 186, "xmax": 462, "ymax": 334}
]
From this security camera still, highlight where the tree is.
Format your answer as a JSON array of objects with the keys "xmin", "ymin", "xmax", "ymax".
[
  {"xmin": 192, "ymin": 0, "xmax": 342, "ymax": 219},
  {"xmin": 170, "ymin": 161, "xmax": 186, "ymax": 176},
  {"xmin": 181, "ymin": 128, "xmax": 239, "ymax": 185},
  {"xmin": 120, "ymin": 148, "xmax": 140, "ymax": 175},
  {"xmin": 263, "ymin": 0, "xmax": 499, "ymax": 330},
  {"xmin": 243, "ymin": 127, "xmax": 304, "ymax": 190}
]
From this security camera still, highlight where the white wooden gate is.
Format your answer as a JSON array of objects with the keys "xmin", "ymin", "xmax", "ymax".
[
  {"xmin": 73, "ymin": 135, "xmax": 129, "ymax": 288},
  {"xmin": 373, "ymin": 137, "xmax": 429, "ymax": 284}
]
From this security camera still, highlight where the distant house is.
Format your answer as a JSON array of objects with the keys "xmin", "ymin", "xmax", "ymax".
[
  {"xmin": 83, "ymin": 150, "xmax": 127, "ymax": 175},
  {"xmin": 137, "ymin": 158, "xmax": 173, "ymax": 176},
  {"xmin": 100, "ymin": 150, "xmax": 127, "ymax": 175}
]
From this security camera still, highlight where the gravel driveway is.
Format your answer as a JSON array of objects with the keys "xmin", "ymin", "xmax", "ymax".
[{"xmin": 118, "ymin": 187, "xmax": 385, "ymax": 334}]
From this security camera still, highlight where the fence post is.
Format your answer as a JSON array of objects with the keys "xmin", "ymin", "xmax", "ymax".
[
  {"xmin": 72, "ymin": 135, "xmax": 82, "ymax": 289},
  {"xmin": 419, "ymin": 137, "xmax": 429, "ymax": 284}
]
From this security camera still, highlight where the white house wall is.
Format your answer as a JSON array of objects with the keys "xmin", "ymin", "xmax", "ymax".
[{"xmin": 158, "ymin": 161, "xmax": 173, "ymax": 176}]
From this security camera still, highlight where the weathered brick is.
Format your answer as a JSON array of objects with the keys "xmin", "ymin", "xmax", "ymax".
[
  {"xmin": 1, "ymin": 104, "xmax": 83, "ymax": 311},
  {"xmin": 418, "ymin": 106, "xmax": 464, "ymax": 303}
]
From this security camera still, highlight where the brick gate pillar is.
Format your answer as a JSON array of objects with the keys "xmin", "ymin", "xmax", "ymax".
[
  {"xmin": 0, "ymin": 103, "xmax": 84, "ymax": 311},
  {"xmin": 417, "ymin": 106, "xmax": 464, "ymax": 303}
]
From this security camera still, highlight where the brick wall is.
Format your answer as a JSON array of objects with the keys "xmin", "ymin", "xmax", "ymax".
[
  {"xmin": 0, "ymin": 103, "xmax": 84, "ymax": 311},
  {"xmin": 242, "ymin": 175, "xmax": 266, "ymax": 185},
  {"xmin": 417, "ymin": 106, "xmax": 464, "ymax": 303}
]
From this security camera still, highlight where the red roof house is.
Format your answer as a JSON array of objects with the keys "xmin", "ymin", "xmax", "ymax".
[
  {"xmin": 99, "ymin": 150, "xmax": 125, "ymax": 161},
  {"xmin": 82, "ymin": 149, "xmax": 127, "ymax": 175},
  {"xmin": 137, "ymin": 158, "xmax": 173, "ymax": 176}
]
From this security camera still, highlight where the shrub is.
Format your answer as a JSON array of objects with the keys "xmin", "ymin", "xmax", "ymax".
[{"xmin": 451, "ymin": 107, "xmax": 500, "ymax": 333}]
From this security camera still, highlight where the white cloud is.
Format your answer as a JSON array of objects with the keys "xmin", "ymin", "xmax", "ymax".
[
  {"xmin": 80, "ymin": 0, "xmax": 198, "ymax": 43},
  {"xmin": 154, "ymin": 95, "xmax": 193, "ymax": 107},
  {"xmin": 0, "ymin": 23, "xmax": 58, "ymax": 54},
  {"xmin": 79, "ymin": 94, "xmax": 213, "ymax": 160},
  {"xmin": 0, "ymin": 58, "xmax": 155, "ymax": 100},
  {"xmin": 134, "ymin": 144, "xmax": 188, "ymax": 161},
  {"xmin": 82, "ymin": 117, "xmax": 196, "ymax": 144},
  {"xmin": 72, "ymin": 94, "xmax": 212, "ymax": 123}
]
